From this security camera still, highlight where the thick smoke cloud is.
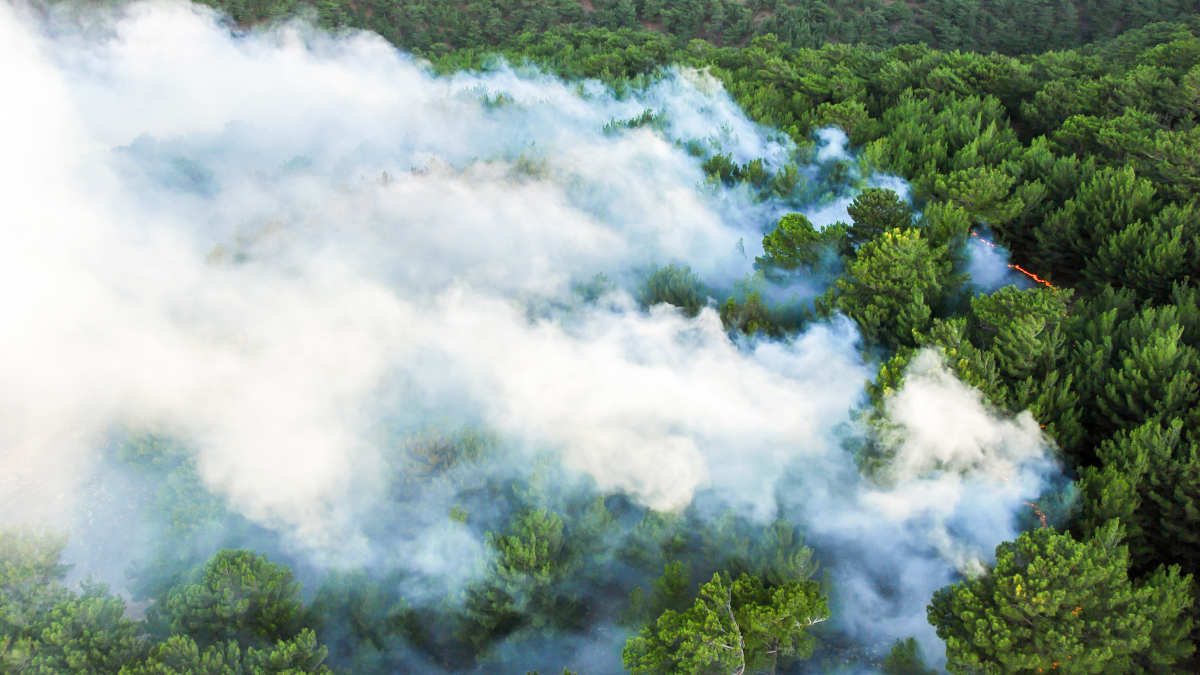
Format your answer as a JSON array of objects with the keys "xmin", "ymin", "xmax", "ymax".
[{"xmin": 0, "ymin": 0, "xmax": 1060, "ymax": 665}]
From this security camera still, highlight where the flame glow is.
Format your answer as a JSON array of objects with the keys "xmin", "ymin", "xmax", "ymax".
[{"xmin": 970, "ymin": 232, "xmax": 1056, "ymax": 289}]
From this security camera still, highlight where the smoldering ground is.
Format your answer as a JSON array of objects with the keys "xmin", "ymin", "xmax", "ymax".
[{"xmin": 0, "ymin": 1, "xmax": 1063, "ymax": 671}]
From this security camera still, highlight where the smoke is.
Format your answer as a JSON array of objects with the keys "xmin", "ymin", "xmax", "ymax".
[
  {"xmin": 0, "ymin": 0, "xmax": 1061, "ymax": 668},
  {"xmin": 802, "ymin": 128, "xmax": 911, "ymax": 229},
  {"xmin": 966, "ymin": 228, "xmax": 1036, "ymax": 293}
]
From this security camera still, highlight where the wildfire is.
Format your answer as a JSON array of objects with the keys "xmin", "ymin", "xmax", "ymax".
[
  {"xmin": 1025, "ymin": 501, "xmax": 1048, "ymax": 528},
  {"xmin": 970, "ymin": 232, "xmax": 1057, "ymax": 289}
]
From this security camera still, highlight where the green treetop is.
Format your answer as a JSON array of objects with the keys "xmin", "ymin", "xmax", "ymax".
[
  {"xmin": 828, "ymin": 227, "xmax": 957, "ymax": 349},
  {"xmin": 120, "ymin": 629, "xmax": 331, "ymax": 675},
  {"xmin": 1, "ymin": 527, "xmax": 146, "ymax": 675},
  {"xmin": 155, "ymin": 550, "xmax": 304, "ymax": 648},
  {"xmin": 846, "ymin": 188, "xmax": 914, "ymax": 246},
  {"xmin": 623, "ymin": 571, "xmax": 828, "ymax": 675},
  {"xmin": 928, "ymin": 522, "xmax": 1194, "ymax": 675}
]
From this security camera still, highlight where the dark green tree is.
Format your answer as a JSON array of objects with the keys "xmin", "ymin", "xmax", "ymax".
[
  {"xmin": 1080, "ymin": 418, "xmax": 1200, "ymax": 577},
  {"xmin": 459, "ymin": 508, "xmax": 587, "ymax": 649},
  {"xmin": 882, "ymin": 637, "xmax": 937, "ymax": 675},
  {"xmin": 1033, "ymin": 165, "xmax": 1159, "ymax": 277},
  {"xmin": 305, "ymin": 571, "xmax": 413, "ymax": 675},
  {"xmin": 846, "ymin": 188, "xmax": 913, "ymax": 246}
]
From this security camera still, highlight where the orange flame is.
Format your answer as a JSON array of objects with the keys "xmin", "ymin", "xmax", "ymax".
[
  {"xmin": 1011, "ymin": 264, "xmax": 1056, "ymax": 289},
  {"xmin": 970, "ymin": 232, "xmax": 1057, "ymax": 289},
  {"xmin": 1025, "ymin": 501, "xmax": 1048, "ymax": 528}
]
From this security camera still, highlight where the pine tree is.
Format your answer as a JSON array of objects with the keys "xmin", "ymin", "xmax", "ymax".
[
  {"xmin": 846, "ymin": 188, "xmax": 914, "ymax": 245},
  {"xmin": 832, "ymin": 228, "xmax": 955, "ymax": 348},
  {"xmin": 156, "ymin": 550, "xmax": 304, "ymax": 648},
  {"xmin": 623, "ymin": 572, "xmax": 828, "ymax": 675},
  {"xmin": 928, "ymin": 522, "xmax": 1194, "ymax": 675}
]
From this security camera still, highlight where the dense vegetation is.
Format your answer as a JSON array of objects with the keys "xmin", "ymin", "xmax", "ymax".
[
  {"xmin": 7, "ymin": 1, "xmax": 1200, "ymax": 674},
  {"xmin": 201, "ymin": 0, "xmax": 1200, "ymax": 57}
]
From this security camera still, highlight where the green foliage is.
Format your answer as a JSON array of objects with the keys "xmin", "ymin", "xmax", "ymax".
[
  {"xmin": 641, "ymin": 264, "xmax": 709, "ymax": 317},
  {"xmin": 623, "ymin": 561, "xmax": 693, "ymax": 628},
  {"xmin": 121, "ymin": 629, "xmax": 331, "ymax": 675},
  {"xmin": 700, "ymin": 153, "xmax": 804, "ymax": 200},
  {"xmin": 199, "ymin": 0, "xmax": 1200, "ymax": 58},
  {"xmin": 617, "ymin": 511, "xmax": 688, "ymax": 572},
  {"xmin": 757, "ymin": 213, "xmax": 823, "ymax": 272},
  {"xmin": 603, "ymin": 108, "xmax": 664, "ymax": 134},
  {"xmin": 882, "ymin": 637, "xmax": 937, "ymax": 675},
  {"xmin": 1080, "ymin": 418, "xmax": 1200, "ymax": 578},
  {"xmin": 1088, "ymin": 309, "xmax": 1200, "ymax": 439},
  {"xmin": 845, "ymin": 187, "xmax": 913, "ymax": 246},
  {"xmin": 719, "ymin": 292, "xmax": 777, "ymax": 338},
  {"xmin": 718, "ymin": 272, "xmax": 808, "ymax": 338},
  {"xmin": 623, "ymin": 571, "xmax": 828, "ymax": 675},
  {"xmin": 305, "ymin": 572, "xmax": 413, "ymax": 674},
  {"xmin": 459, "ymin": 503, "xmax": 607, "ymax": 651},
  {"xmin": 156, "ymin": 550, "xmax": 304, "ymax": 648},
  {"xmin": 1, "ymin": 527, "xmax": 337, "ymax": 675},
  {"xmin": 1084, "ymin": 203, "xmax": 1200, "ymax": 303},
  {"xmin": 1033, "ymin": 165, "xmax": 1160, "ymax": 278},
  {"xmin": 1, "ymin": 527, "xmax": 146, "ymax": 675},
  {"xmin": 829, "ymin": 228, "xmax": 958, "ymax": 349},
  {"xmin": 929, "ymin": 522, "xmax": 1195, "ymax": 675},
  {"xmin": 117, "ymin": 433, "xmax": 190, "ymax": 472},
  {"xmin": 387, "ymin": 424, "xmax": 496, "ymax": 484},
  {"xmin": 0, "ymin": 526, "xmax": 71, "ymax": 589}
]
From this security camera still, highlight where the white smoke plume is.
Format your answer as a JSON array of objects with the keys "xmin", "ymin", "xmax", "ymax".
[{"xmin": 0, "ymin": 0, "xmax": 1060, "ymax": 665}]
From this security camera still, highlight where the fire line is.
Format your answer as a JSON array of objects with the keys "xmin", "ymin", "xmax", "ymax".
[{"xmin": 970, "ymin": 232, "xmax": 1057, "ymax": 289}]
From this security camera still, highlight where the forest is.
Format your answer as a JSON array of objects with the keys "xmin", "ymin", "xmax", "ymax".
[
  {"xmin": 197, "ymin": 0, "xmax": 1200, "ymax": 57},
  {"xmin": 2, "ymin": 0, "xmax": 1200, "ymax": 674}
]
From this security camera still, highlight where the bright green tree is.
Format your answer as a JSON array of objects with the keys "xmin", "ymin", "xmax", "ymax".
[
  {"xmin": 623, "ymin": 571, "xmax": 828, "ymax": 675},
  {"xmin": 928, "ymin": 522, "xmax": 1194, "ymax": 675},
  {"xmin": 756, "ymin": 213, "xmax": 824, "ymax": 271},
  {"xmin": 930, "ymin": 165, "xmax": 1023, "ymax": 225},
  {"xmin": 1, "ymin": 527, "xmax": 146, "ymax": 675},
  {"xmin": 829, "ymin": 228, "xmax": 956, "ymax": 348},
  {"xmin": 120, "ymin": 629, "xmax": 331, "ymax": 675}
]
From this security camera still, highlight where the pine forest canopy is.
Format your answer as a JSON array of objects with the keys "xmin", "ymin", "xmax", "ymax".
[
  {"xmin": 201, "ymin": 0, "xmax": 1200, "ymax": 56},
  {"xmin": 4, "ymin": 0, "xmax": 1200, "ymax": 674}
]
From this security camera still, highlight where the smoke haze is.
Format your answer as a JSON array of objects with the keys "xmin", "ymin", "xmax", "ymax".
[{"xmin": 0, "ymin": 0, "xmax": 1062, "ymax": 667}]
